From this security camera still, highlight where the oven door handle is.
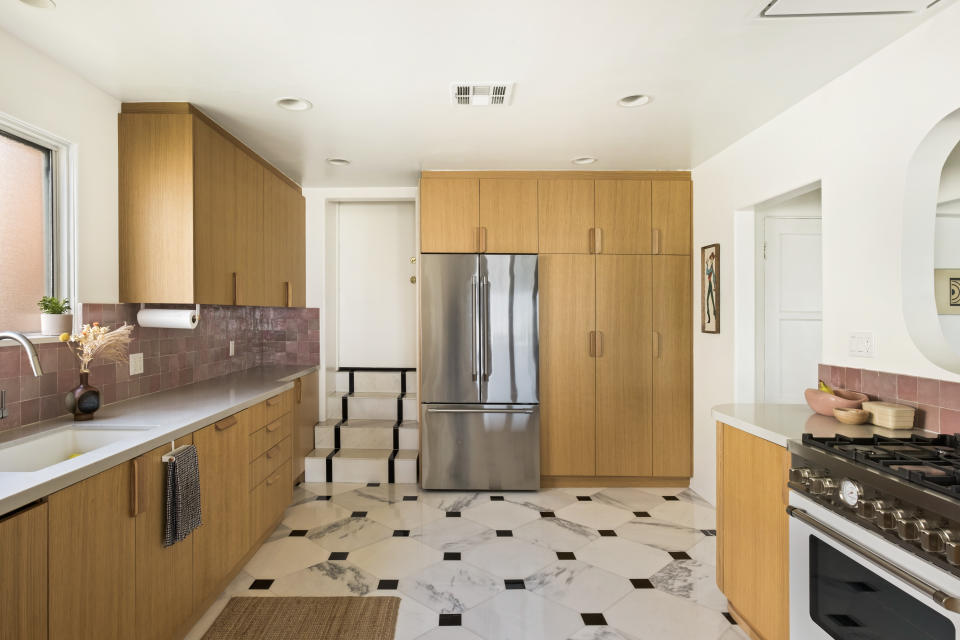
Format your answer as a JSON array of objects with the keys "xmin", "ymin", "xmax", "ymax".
[{"xmin": 787, "ymin": 506, "xmax": 960, "ymax": 614}]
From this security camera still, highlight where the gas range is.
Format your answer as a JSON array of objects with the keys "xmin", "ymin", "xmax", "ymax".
[{"xmin": 789, "ymin": 432, "xmax": 960, "ymax": 577}]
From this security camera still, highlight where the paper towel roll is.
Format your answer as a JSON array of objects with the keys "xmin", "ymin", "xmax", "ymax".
[{"xmin": 137, "ymin": 308, "xmax": 199, "ymax": 330}]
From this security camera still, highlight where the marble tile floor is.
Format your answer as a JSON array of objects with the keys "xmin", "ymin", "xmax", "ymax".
[{"xmin": 185, "ymin": 483, "xmax": 747, "ymax": 640}]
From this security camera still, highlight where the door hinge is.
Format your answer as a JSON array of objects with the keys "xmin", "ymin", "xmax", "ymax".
[{"xmin": 762, "ymin": 241, "xmax": 768, "ymax": 260}]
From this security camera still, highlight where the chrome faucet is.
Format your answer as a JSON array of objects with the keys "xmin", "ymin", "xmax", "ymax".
[{"xmin": 0, "ymin": 331, "xmax": 44, "ymax": 376}]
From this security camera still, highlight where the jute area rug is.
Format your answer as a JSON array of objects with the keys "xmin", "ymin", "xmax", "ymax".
[{"xmin": 201, "ymin": 596, "xmax": 400, "ymax": 640}]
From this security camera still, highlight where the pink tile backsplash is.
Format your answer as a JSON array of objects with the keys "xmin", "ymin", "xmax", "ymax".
[
  {"xmin": 0, "ymin": 303, "xmax": 319, "ymax": 433},
  {"xmin": 819, "ymin": 363, "xmax": 960, "ymax": 433}
]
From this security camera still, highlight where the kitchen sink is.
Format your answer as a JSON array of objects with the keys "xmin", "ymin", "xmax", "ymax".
[{"xmin": 0, "ymin": 427, "xmax": 151, "ymax": 472}]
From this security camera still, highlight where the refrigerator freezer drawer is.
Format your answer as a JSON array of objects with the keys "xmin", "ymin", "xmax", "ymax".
[{"xmin": 421, "ymin": 404, "xmax": 540, "ymax": 491}]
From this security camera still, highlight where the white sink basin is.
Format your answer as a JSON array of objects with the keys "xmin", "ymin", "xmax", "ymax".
[{"xmin": 0, "ymin": 428, "xmax": 149, "ymax": 472}]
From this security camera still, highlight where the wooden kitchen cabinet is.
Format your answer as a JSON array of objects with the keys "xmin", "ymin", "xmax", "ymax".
[
  {"xmin": 264, "ymin": 170, "xmax": 307, "ymax": 307},
  {"xmin": 539, "ymin": 254, "xmax": 596, "ymax": 476},
  {"xmin": 193, "ymin": 118, "xmax": 238, "ymax": 305},
  {"xmin": 235, "ymin": 147, "xmax": 265, "ymax": 306},
  {"xmin": 48, "ymin": 463, "xmax": 135, "ymax": 640},
  {"xmin": 420, "ymin": 177, "xmax": 480, "ymax": 253},
  {"xmin": 193, "ymin": 409, "xmax": 251, "ymax": 608},
  {"xmin": 132, "ymin": 435, "xmax": 194, "ymax": 640},
  {"xmin": 652, "ymin": 179, "xmax": 692, "ymax": 255},
  {"xmin": 0, "ymin": 502, "xmax": 47, "ymax": 640},
  {"xmin": 596, "ymin": 255, "xmax": 653, "ymax": 476},
  {"xmin": 293, "ymin": 372, "xmax": 320, "ymax": 482},
  {"xmin": 538, "ymin": 179, "xmax": 595, "ymax": 254},
  {"xmin": 717, "ymin": 422, "xmax": 790, "ymax": 640},
  {"xmin": 479, "ymin": 178, "xmax": 538, "ymax": 253},
  {"xmin": 595, "ymin": 180, "xmax": 652, "ymax": 254}
]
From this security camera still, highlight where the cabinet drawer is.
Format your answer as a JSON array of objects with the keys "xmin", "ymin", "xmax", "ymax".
[
  {"xmin": 250, "ymin": 459, "xmax": 292, "ymax": 542},
  {"xmin": 249, "ymin": 436, "xmax": 291, "ymax": 490},
  {"xmin": 263, "ymin": 390, "xmax": 293, "ymax": 424},
  {"xmin": 249, "ymin": 413, "xmax": 292, "ymax": 461}
]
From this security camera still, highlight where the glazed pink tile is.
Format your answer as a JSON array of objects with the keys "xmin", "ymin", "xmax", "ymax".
[
  {"xmin": 941, "ymin": 381, "xmax": 960, "ymax": 411},
  {"xmin": 818, "ymin": 364, "xmax": 829, "ymax": 383},
  {"xmin": 918, "ymin": 378, "xmax": 940, "ymax": 406},
  {"xmin": 844, "ymin": 368, "xmax": 862, "ymax": 392},
  {"xmin": 897, "ymin": 375, "xmax": 918, "ymax": 402},
  {"xmin": 19, "ymin": 398, "xmax": 39, "ymax": 425},
  {"xmin": 37, "ymin": 346, "xmax": 60, "ymax": 373},
  {"xmin": 0, "ymin": 402, "xmax": 21, "ymax": 430},
  {"xmin": 39, "ymin": 396, "xmax": 64, "ymax": 421},
  {"xmin": 941, "ymin": 409, "xmax": 960, "ymax": 435},
  {"xmin": 877, "ymin": 373, "xmax": 898, "ymax": 402},
  {"xmin": 39, "ymin": 373, "xmax": 58, "ymax": 396},
  {"xmin": 861, "ymin": 370, "xmax": 879, "ymax": 398}
]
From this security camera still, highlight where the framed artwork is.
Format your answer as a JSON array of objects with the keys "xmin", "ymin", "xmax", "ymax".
[
  {"xmin": 935, "ymin": 269, "xmax": 960, "ymax": 315},
  {"xmin": 701, "ymin": 244, "xmax": 719, "ymax": 333}
]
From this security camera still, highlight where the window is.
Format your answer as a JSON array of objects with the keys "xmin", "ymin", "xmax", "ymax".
[{"xmin": 0, "ymin": 116, "xmax": 73, "ymax": 335}]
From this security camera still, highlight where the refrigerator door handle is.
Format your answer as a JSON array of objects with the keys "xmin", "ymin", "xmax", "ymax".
[
  {"xmin": 425, "ymin": 407, "xmax": 536, "ymax": 414},
  {"xmin": 471, "ymin": 275, "xmax": 478, "ymax": 381},
  {"xmin": 479, "ymin": 275, "xmax": 489, "ymax": 382}
]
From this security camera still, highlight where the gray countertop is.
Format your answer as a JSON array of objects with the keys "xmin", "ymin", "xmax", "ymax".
[
  {"xmin": 0, "ymin": 364, "xmax": 318, "ymax": 516},
  {"xmin": 712, "ymin": 403, "xmax": 935, "ymax": 448}
]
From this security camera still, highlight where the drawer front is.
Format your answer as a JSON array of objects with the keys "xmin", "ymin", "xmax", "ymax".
[
  {"xmin": 263, "ymin": 390, "xmax": 293, "ymax": 424},
  {"xmin": 249, "ymin": 413, "xmax": 292, "ymax": 461},
  {"xmin": 250, "ymin": 459, "xmax": 292, "ymax": 541},
  {"xmin": 249, "ymin": 436, "xmax": 292, "ymax": 490}
]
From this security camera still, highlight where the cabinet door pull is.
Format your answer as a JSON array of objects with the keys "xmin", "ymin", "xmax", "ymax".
[
  {"xmin": 481, "ymin": 226, "xmax": 488, "ymax": 253},
  {"xmin": 266, "ymin": 443, "xmax": 281, "ymax": 459},
  {"xmin": 130, "ymin": 458, "xmax": 141, "ymax": 517},
  {"xmin": 588, "ymin": 228, "xmax": 596, "ymax": 254},
  {"xmin": 595, "ymin": 228, "xmax": 603, "ymax": 254},
  {"xmin": 653, "ymin": 331, "xmax": 662, "ymax": 359},
  {"xmin": 267, "ymin": 420, "xmax": 281, "ymax": 433},
  {"xmin": 652, "ymin": 228, "xmax": 661, "ymax": 255},
  {"xmin": 588, "ymin": 330, "xmax": 597, "ymax": 357},
  {"xmin": 215, "ymin": 415, "xmax": 238, "ymax": 431},
  {"xmin": 266, "ymin": 472, "xmax": 281, "ymax": 486},
  {"xmin": 285, "ymin": 282, "xmax": 293, "ymax": 307},
  {"xmin": 232, "ymin": 272, "xmax": 239, "ymax": 306},
  {"xmin": 266, "ymin": 395, "xmax": 282, "ymax": 407},
  {"xmin": 596, "ymin": 331, "xmax": 604, "ymax": 358},
  {"xmin": 295, "ymin": 378, "xmax": 302, "ymax": 404}
]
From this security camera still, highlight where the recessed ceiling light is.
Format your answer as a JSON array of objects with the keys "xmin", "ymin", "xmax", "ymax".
[
  {"xmin": 571, "ymin": 156, "xmax": 597, "ymax": 165},
  {"xmin": 326, "ymin": 158, "xmax": 351, "ymax": 166},
  {"xmin": 618, "ymin": 94, "xmax": 652, "ymax": 108},
  {"xmin": 19, "ymin": 0, "xmax": 56, "ymax": 8},
  {"xmin": 275, "ymin": 97, "xmax": 312, "ymax": 111}
]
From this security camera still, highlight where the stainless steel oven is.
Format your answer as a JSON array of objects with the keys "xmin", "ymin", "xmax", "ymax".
[{"xmin": 790, "ymin": 491, "xmax": 960, "ymax": 639}]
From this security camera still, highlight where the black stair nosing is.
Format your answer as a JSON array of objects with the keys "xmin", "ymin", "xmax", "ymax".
[
  {"xmin": 325, "ymin": 446, "xmax": 340, "ymax": 483},
  {"xmin": 388, "ymin": 448, "xmax": 399, "ymax": 484},
  {"xmin": 337, "ymin": 367, "xmax": 417, "ymax": 372}
]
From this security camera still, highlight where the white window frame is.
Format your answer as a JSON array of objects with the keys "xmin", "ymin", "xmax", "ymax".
[{"xmin": 0, "ymin": 110, "xmax": 78, "ymax": 343}]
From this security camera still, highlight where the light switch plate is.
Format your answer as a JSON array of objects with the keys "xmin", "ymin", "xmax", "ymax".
[
  {"xmin": 848, "ymin": 332, "xmax": 876, "ymax": 358},
  {"xmin": 129, "ymin": 352, "xmax": 144, "ymax": 375},
  {"xmin": 229, "ymin": 340, "xmax": 235, "ymax": 357}
]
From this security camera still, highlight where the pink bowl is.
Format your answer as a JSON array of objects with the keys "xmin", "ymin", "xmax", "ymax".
[{"xmin": 804, "ymin": 388, "xmax": 869, "ymax": 417}]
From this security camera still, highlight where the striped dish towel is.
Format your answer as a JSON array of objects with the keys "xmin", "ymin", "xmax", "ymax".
[{"xmin": 164, "ymin": 444, "xmax": 202, "ymax": 547}]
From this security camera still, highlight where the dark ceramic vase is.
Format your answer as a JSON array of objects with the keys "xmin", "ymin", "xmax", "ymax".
[{"xmin": 65, "ymin": 371, "xmax": 100, "ymax": 421}]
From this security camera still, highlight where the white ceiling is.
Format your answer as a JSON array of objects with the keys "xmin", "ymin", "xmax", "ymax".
[{"xmin": 0, "ymin": 0, "xmax": 952, "ymax": 187}]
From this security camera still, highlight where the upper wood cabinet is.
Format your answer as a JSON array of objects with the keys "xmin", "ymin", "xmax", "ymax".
[
  {"xmin": 0, "ymin": 502, "xmax": 47, "ymax": 640},
  {"xmin": 595, "ymin": 180, "xmax": 652, "ymax": 254},
  {"xmin": 479, "ymin": 178, "xmax": 538, "ymax": 253},
  {"xmin": 652, "ymin": 180, "xmax": 692, "ymax": 255},
  {"xmin": 119, "ymin": 102, "xmax": 306, "ymax": 306},
  {"xmin": 538, "ymin": 179, "xmax": 595, "ymax": 254},
  {"xmin": 420, "ymin": 178, "xmax": 480, "ymax": 253}
]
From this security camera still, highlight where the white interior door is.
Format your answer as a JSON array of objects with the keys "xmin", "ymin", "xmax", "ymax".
[
  {"xmin": 337, "ymin": 201, "xmax": 417, "ymax": 368},
  {"xmin": 763, "ymin": 217, "xmax": 822, "ymax": 403}
]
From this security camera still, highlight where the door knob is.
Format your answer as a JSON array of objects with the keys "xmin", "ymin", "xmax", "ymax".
[
  {"xmin": 410, "ymin": 256, "xmax": 417, "ymax": 264},
  {"xmin": 410, "ymin": 276, "xmax": 417, "ymax": 284}
]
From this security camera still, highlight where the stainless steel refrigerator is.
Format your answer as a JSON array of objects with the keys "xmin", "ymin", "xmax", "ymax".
[{"xmin": 420, "ymin": 253, "xmax": 539, "ymax": 490}]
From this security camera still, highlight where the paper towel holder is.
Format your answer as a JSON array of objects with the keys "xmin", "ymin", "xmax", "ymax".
[{"xmin": 138, "ymin": 303, "xmax": 200, "ymax": 327}]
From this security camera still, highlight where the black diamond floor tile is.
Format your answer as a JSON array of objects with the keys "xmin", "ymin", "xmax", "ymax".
[
  {"xmin": 367, "ymin": 482, "xmax": 381, "ymax": 487},
  {"xmin": 289, "ymin": 530, "xmax": 308, "ymax": 537},
  {"xmin": 403, "ymin": 495, "xmax": 418, "ymax": 501},
  {"xmin": 576, "ymin": 495, "xmax": 592, "ymax": 501},
  {"xmin": 630, "ymin": 578, "xmax": 654, "ymax": 589},
  {"xmin": 504, "ymin": 579, "xmax": 526, "ymax": 590},
  {"xmin": 496, "ymin": 530, "xmax": 513, "ymax": 537},
  {"xmin": 490, "ymin": 496, "xmax": 504, "ymax": 501},
  {"xmin": 439, "ymin": 613, "xmax": 462, "ymax": 626},
  {"xmin": 557, "ymin": 552, "xmax": 576, "ymax": 560},
  {"xmin": 581, "ymin": 613, "xmax": 607, "ymax": 625},
  {"xmin": 249, "ymin": 579, "xmax": 274, "ymax": 590},
  {"xmin": 329, "ymin": 552, "xmax": 349, "ymax": 561},
  {"xmin": 723, "ymin": 612, "xmax": 737, "ymax": 625},
  {"xmin": 663, "ymin": 495, "xmax": 680, "ymax": 501},
  {"xmin": 446, "ymin": 511, "xmax": 461, "ymax": 518},
  {"xmin": 393, "ymin": 530, "xmax": 410, "ymax": 537},
  {"xmin": 540, "ymin": 511, "xmax": 556, "ymax": 518},
  {"xmin": 351, "ymin": 511, "xmax": 367, "ymax": 518},
  {"xmin": 669, "ymin": 551, "xmax": 691, "ymax": 560},
  {"xmin": 444, "ymin": 552, "xmax": 461, "ymax": 561},
  {"xmin": 316, "ymin": 495, "xmax": 331, "ymax": 501},
  {"xmin": 378, "ymin": 579, "xmax": 399, "ymax": 590},
  {"xmin": 634, "ymin": 511, "xmax": 651, "ymax": 518},
  {"xmin": 702, "ymin": 529, "xmax": 717, "ymax": 536},
  {"xmin": 598, "ymin": 529, "xmax": 617, "ymax": 537}
]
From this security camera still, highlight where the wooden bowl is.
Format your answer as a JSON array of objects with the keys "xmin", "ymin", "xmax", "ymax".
[
  {"xmin": 804, "ymin": 388, "xmax": 869, "ymax": 416},
  {"xmin": 833, "ymin": 407, "xmax": 870, "ymax": 425}
]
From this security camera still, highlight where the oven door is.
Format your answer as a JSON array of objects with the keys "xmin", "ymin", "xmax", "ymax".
[{"xmin": 789, "ymin": 491, "xmax": 960, "ymax": 640}]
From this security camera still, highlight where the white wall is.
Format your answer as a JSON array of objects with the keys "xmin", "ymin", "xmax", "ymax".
[
  {"xmin": 0, "ymin": 29, "xmax": 120, "ymax": 303},
  {"xmin": 691, "ymin": 2, "xmax": 960, "ymax": 503}
]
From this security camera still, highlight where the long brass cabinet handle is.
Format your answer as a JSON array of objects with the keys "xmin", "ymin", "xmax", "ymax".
[
  {"xmin": 266, "ymin": 472, "xmax": 281, "ymax": 486},
  {"xmin": 215, "ymin": 415, "xmax": 238, "ymax": 431},
  {"xmin": 285, "ymin": 282, "xmax": 293, "ymax": 307},
  {"xmin": 130, "ymin": 458, "xmax": 141, "ymax": 517},
  {"xmin": 295, "ymin": 378, "xmax": 302, "ymax": 404},
  {"xmin": 588, "ymin": 228, "xmax": 596, "ymax": 254},
  {"xmin": 266, "ymin": 395, "xmax": 282, "ymax": 407},
  {"xmin": 232, "ymin": 272, "xmax": 239, "ymax": 306},
  {"xmin": 594, "ymin": 228, "xmax": 603, "ymax": 254},
  {"xmin": 266, "ymin": 443, "xmax": 281, "ymax": 459},
  {"xmin": 588, "ymin": 331, "xmax": 597, "ymax": 357},
  {"xmin": 480, "ymin": 227, "xmax": 488, "ymax": 253},
  {"xmin": 266, "ymin": 420, "xmax": 281, "ymax": 433},
  {"xmin": 596, "ymin": 331, "xmax": 604, "ymax": 358},
  {"xmin": 653, "ymin": 331, "xmax": 662, "ymax": 359},
  {"xmin": 653, "ymin": 228, "xmax": 662, "ymax": 255}
]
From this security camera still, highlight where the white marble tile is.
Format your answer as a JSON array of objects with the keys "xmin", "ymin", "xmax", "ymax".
[
  {"xmin": 281, "ymin": 499, "xmax": 352, "ymax": 530},
  {"xmin": 266, "ymin": 523, "xmax": 292, "ymax": 542},
  {"xmin": 398, "ymin": 424, "xmax": 420, "ymax": 450},
  {"xmin": 577, "ymin": 538, "xmax": 673, "ymax": 579},
  {"xmin": 350, "ymin": 537, "xmax": 444, "ymax": 578},
  {"xmin": 183, "ymin": 594, "xmax": 230, "ymax": 640},
  {"xmin": 614, "ymin": 519, "xmax": 704, "ymax": 552},
  {"xmin": 394, "ymin": 596, "xmax": 441, "ymax": 640},
  {"xmin": 676, "ymin": 488, "xmax": 714, "ymax": 508},
  {"xmin": 568, "ymin": 626, "xmax": 640, "ymax": 640},
  {"xmin": 605, "ymin": 590, "xmax": 730, "ymax": 640},
  {"xmin": 412, "ymin": 516, "xmax": 498, "ymax": 552},
  {"xmin": 242, "ymin": 537, "xmax": 332, "ymax": 579},
  {"xmin": 314, "ymin": 425, "xmax": 336, "ymax": 448},
  {"xmin": 420, "ymin": 491, "xmax": 488, "ymax": 512},
  {"xmin": 687, "ymin": 536, "xmax": 717, "ymax": 566},
  {"xmin": 516, "ymin": 517, "xmax": 599, "ymax": 551},
  {"xmin": 270, "ymin": 560, "xmax": 378, "ymax": 597},
  {"xmin": 301, "ymin": 482, "xmax": 365, "ymax": 496},
  {"xmin": 331, "ymin": 486, "xmax": 404, "ymax": 511},
  {"xmin": 503, "ymin": 490, "xmax": 577, "ymax": 512},
  {"xmin": 554, "ymin": 487, "xmax": 605, "ymax": 496},
  {"xmin": 400, "ymin": 561, "xmax": 503, "ymax": 613},
  {"xmin": 556, "ymin": 501, "xmax": 635, "ymax": 530},
  {"xmin": 463, "ymin": 590, "xmax": 585, "ymax": 640},
  {"xmin": 650, "ymin": 501, "xmax": 716, "ymax": 530},
  {"xmin": 415, "ymin": 627, "xmax": 484, "ymax": 640},
  {"xmin": 333, "ymin": 456, "xmax": 389, "ymax": 483},
  {"xmin": 527, "ymin": 560, "xmax": 633, "ymax": 612},
  {"xmin": 717, "ymin": 626, "xmax": 750, "ymax": 639},
  {"xmin": 592, "ymin": 488, "xmax": 665, "ymax": 512},
  {"xmin": 650, "ymin": 559, "xmax": 727, "ymax": 611},
  {"xmin": 395, "ymin": 456, "xmax": 419, "ymax": 483},
  {"xmin": 367, "ymin": 501, "xmax": 445, "ymax": 530},
  {"xmin": 462, "ymin": 538, "xmax": 557, "ymax": 579},
  {"xmin": 307, "ymin": 515, "xmax": 393, "ymax": 551},
  {"xmin": 462, "ymin": 500, "xmax": 540, "ymax": 530}
]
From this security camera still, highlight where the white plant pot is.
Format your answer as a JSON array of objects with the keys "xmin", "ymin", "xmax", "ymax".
[{"xmin": 40, "ymin": 313, "xmax": 73, "ymax": 336}]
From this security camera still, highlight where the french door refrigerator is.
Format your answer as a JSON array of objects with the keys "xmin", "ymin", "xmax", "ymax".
[{"xmin": 420, "ymin": 253, "xmax": 539, "ymax": 490}]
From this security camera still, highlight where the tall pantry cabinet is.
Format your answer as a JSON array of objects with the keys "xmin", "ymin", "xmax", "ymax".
[{"xmin": 419, "ymin": 171, "xmax": 692, "ymax": 484}]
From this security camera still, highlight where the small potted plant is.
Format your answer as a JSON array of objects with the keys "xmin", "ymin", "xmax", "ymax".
[{"xmin": 37, "ymin": 296, "xmax": 73, "ymax": 336}]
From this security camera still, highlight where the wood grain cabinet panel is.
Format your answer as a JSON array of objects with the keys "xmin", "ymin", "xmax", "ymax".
[
  {"xmin": 264, "ymin": 172, "xmax": 306, "ymax": 307},
  {"xmin": 193, "ymin": 119, "xmax": 238, "ymax": 305},
  {"xmin": 293, "ymin": 372, "xmax": 320, "ymax": 482},
  {"xmin": 420, "ymin": 178, "xmax": 480, "ymax": 253},
  {"xmin": 48, "ymin": 464, "xmax": 135, "ymax": 640},
  {"xmin": 539, "ymin": 254, "xmax": 596, "ymax": 476},
  {"xmin": 538, "ymin": 179, "xmax": 595, "ymax": 254},
  {"xmin": 235, "ymin": 148, "xmax": 265, "ymax": 306},
  {"xmin": 717, "ymin": 423, "xmax": 790, "ymax": 640},
  {"xmin": 0, "ymin": 502, "xmax": 47, "ymax": 640},
  {"xmin": 133, "ymin": 436, "xmax": 194, "ymax": 640},
  {"xmin": 652, "ymin": 256, "xmax": 692, "ymax": 477},
  {"xmin": 652, "ymin": 180, "xmax": 692, "ymax": 255},
  {"xmin": 595, "ymin": 180, "xmax": 652, "ymax": 254},
  {"xmin": 479, "ymin": 178, "xmax": 538, "ymax": 253},
  {"xmin": 596, "ymin": 255, "xmax": 653, "ymax": 476}
]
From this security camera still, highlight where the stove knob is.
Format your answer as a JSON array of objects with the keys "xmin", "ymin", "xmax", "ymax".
[
  {"xmin": 857, "ymin": 499, "xmax": 894, "ymax": 521},
  {"xmin": 896, "ymin": 517, "xmax": 943, "ymax": 542},
  {"xmin": 809, "ymin": 477, "xmax": 838, "ymax": 497},
  {"xmin": 944, "ymin": 540, "xmax": 960, "ymax": 566},
  {"xmin": 878, "ymin": 508, "xmax": 912, "ymax": 531},
  {"xmin": 789, "ymin": 467, "xmax": 817, "ymax": 484},
  {"xmin": 920, "ymin": 528, "xmax": 960, "ymax": 554}
]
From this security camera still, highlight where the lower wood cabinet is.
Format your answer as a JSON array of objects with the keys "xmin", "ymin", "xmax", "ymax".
[
  {"xmin": 293, "ymin": 371, "xmax": 319, "ymax": 482},
  {"xmin": 48, "ymin": 463, "xmax": 135, "ymax": 640},
  {"xmin": 251, "ymin": 459, "xmax": 293, "ymax": 541},
  {"xmin": 717, "ymin": 422, "xmax": 790, "ymax": 640},
  {"xmin": 0, "ymin": 502, "xmax": 47, "ymax": 640}
]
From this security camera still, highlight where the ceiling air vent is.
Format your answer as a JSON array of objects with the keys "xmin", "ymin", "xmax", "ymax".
[
  {"xmin": 451, "ymin": 83, "xmax": 514, "ymax": 106},
  {"xmin": 760, "ymin": 0, "xmax": 940, "ymax": 17}
]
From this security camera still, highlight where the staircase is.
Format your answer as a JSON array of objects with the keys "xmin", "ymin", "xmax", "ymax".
[{"xmin": 304, "ymin": 369, "xmax": 419, "ymax": 484}]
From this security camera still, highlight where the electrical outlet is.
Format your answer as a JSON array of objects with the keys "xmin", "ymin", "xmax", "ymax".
[
  {"xmin": 848, "ymin": 332, "xmax": 876, "ymax": 358},
  {"xmin": 129, "ymin": 352, "xmax": 144, "ymax": 375},
  {"xmin": 229, "ymin": 340, "xmax": 235, "ymax": 357}
]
